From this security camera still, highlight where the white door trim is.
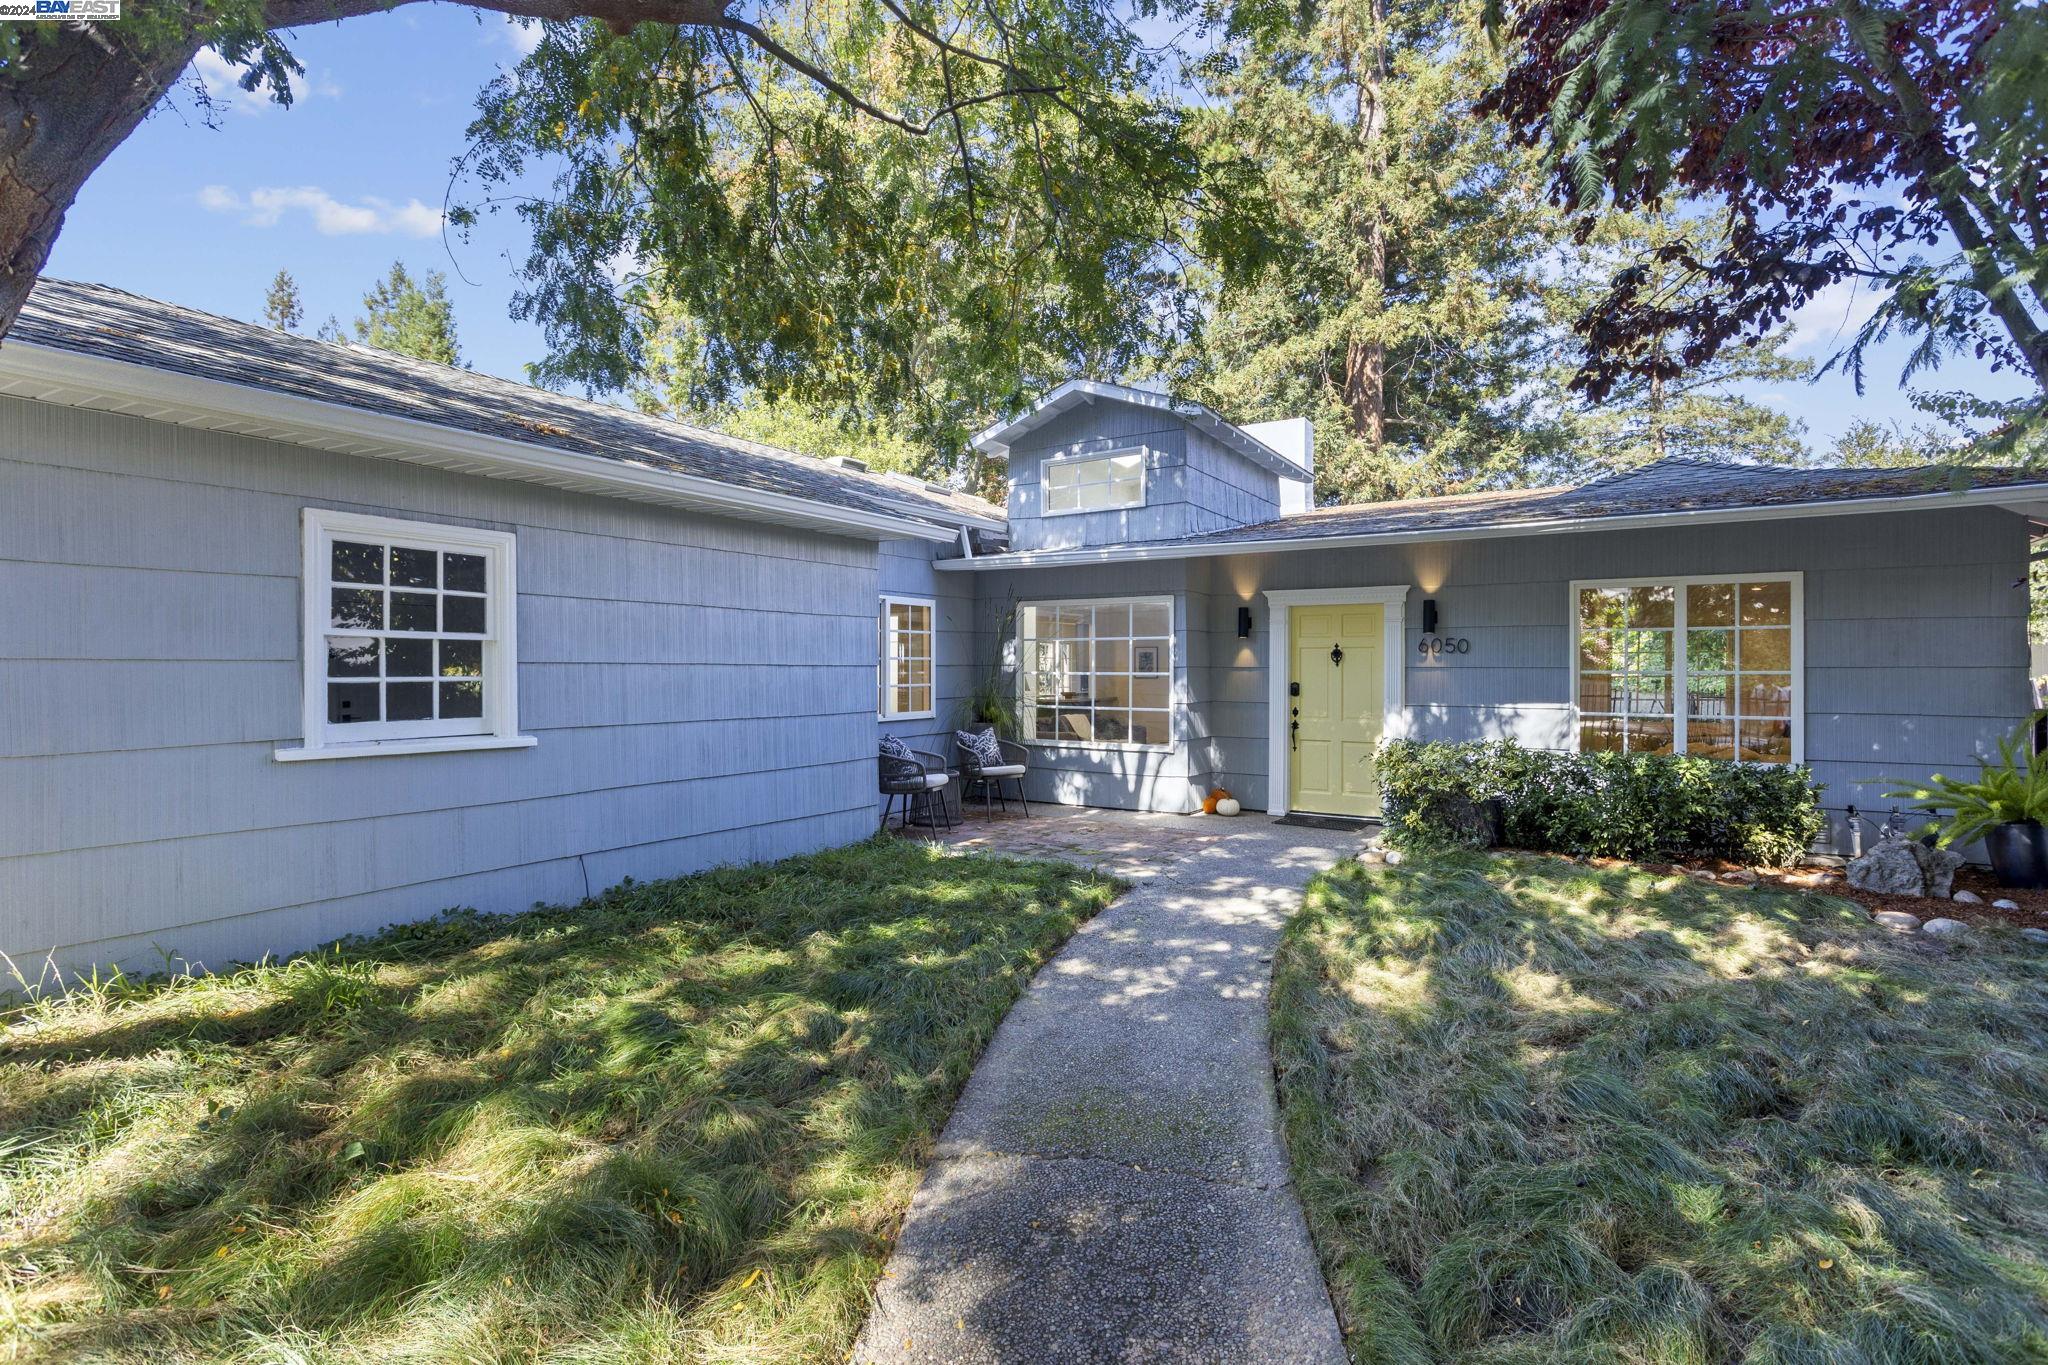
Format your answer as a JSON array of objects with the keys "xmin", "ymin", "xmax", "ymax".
[{"xmin": 1263, "ymin": 585, "xmax": 1409, "ymax": 817}]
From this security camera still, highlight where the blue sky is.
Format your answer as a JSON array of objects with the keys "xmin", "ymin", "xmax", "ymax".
[{"xmin": 47, "ymin": 6, "xmax": 2032, "ymax": 455}]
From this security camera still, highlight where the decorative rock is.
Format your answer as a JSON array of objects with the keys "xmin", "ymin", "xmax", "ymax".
[
  {"xmin": 1846, "ymin": 838, "xmax": 1964, "ymax": 898},
  {"xmin": 1922, "ymin": 917, "xmax": 1970, "ymax": 939},
  {"xmin": 1381, "ymin": 848, "xmax": 1404, "ymax": 866},
  {"xmin": 1952, "ymin": 889, "xmax": 1983, "ymax": 904},
  {"xmin": 1872, "ymin": 910, "xmax": 1922, "ymax": 932},
  {"xmin": 1686, "ymin": 869, "xmax": 1719, "ymax": 883},
  {"xmin": 1726, "ymin": 868, "xmax": 1759, "ymax": 884},
  {"xmin": 1993, "ymin": 898, "xmax": 2020, "ymax": 910},
  {"xmin": 2020, "ymin": 927, "xmax": 2048, "ymax": 946}
]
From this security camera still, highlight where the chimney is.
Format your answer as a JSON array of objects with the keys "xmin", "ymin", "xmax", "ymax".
[{"xmin": 1241, "ymin": 418, "xmax": 1315, "ymax": 514}]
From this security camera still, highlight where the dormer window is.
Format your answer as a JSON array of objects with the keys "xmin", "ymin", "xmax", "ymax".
[{"xmin": 1044, "ymin": 450, "xmax": 1145, "ymax": 515}]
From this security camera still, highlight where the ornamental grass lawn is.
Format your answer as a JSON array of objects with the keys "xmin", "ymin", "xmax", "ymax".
[
  {"xmin": 0, "ymin": 839, "xmax": 1119, "ymax": 1362},
  {"xmin": 1273, "ymin": 850, "xmax": 2048, "ymax": 1364}
]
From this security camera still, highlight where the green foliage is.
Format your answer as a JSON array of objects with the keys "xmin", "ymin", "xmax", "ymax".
[
  {"xmin": 630, "ymin": 333, "xmax": 933, "ymax": 476},
  {"xmin": 1378, "ymin": 738, "xmax": 1825, "ymax": 865},
  {"xmin": 1163, "ymin": 0, "xmax": 1580, "ymax": 501},
  {"xmin": 262, "ymin": 268, "xmax": 303, "ymax": 333},
  {"xmin": 1272, "ymin": 850, "xmax": 2048, "ymax": 1362},
  {"xmin": 1887, "ymin": 717, "xmax": 2048, "ymax": 848},
  {"xmin": 0, "ymin": 840, "xmax": 1120, "ymax": 1360},
  {"xmin": 462, "ymin": 6, "xmax": 1270, "ymax": 465},
  {"xmin": 351, "ymin": 261, "xmax": 462, "ymax": 367}
]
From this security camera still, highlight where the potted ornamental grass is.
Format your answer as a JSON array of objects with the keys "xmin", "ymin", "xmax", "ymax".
[{"xmin": 1888, "ymin": 717, "xmax": 2048, "ymax": 889}]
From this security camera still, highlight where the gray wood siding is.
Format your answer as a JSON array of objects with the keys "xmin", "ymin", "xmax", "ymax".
[
  {"xmin": 1003, "ymin": 402, "xmax": 1282, "ymax": 552},
  {"xmin": 0, "ymin": 397, "xmax": 885, "ymax": 973},
  {"xmin": 965, "ymin": 559, "xmax": 1204, "ymax": 813},
  {"xmin": 876, "ymin": 538, "xmax": 978, "ymax": 802},
  {"xmin": 965, "ymin": 507, "xmax": 2034, "ymax": 845}
]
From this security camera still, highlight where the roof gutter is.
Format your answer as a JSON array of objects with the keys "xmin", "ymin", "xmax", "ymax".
[
  {"xmin": 936, "ymin": 481, "xmax": 2048, "ymax": 571},
  {"xmin": 0, "ymin": 342, "xmax": 962, "ymax": 544}
]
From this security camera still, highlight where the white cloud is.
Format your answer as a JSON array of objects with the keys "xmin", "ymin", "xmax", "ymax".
[
  {"xmin": 499, "ymin": 16, "xmax": 544, "ymax": 56},
  {"xmin": 1786, "ymin": 278, "xmax": 1885, "ymax": 354},
  {"xmin": 198, "ymin": 185, "xmax": 445, "ymax": 238},
  {"xmin": 189, "ymin": 47, "xmax": 340, "ymax": 114}
]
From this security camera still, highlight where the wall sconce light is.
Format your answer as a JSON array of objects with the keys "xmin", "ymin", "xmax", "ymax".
[
  {"xmin": 1237, "ymin": 606, "xmax": 1254, "ymax": 639},
  {"xmin": 1421, "ymin": 598, "xmax": 1440, "ymax": 635}
]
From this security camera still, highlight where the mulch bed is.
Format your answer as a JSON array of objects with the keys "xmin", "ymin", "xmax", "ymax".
[{"xmin": 1593, "ymin": 855, "xmax": 2048, "ymax": 929}]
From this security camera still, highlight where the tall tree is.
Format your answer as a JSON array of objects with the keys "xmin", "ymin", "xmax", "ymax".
[
  {"xmin": 1545, "ymin": 211, "xmax": 1815, "ymax": 479},
  {"xmin": 352, "ymin": 262, "xmax": 463, "ymax": 366},
  {"xmin": 262, "ymin": 269, "xmax": 304, "ymax": 333},
  {"xmin": 1162, "ymin": 0, "xmax": 1576, "ymax": 502},
  {"xmin": 1482, "ymin": 0, "xmax": 2048, "ymax": 415},
  {"xmin": 0, "ymin": 0, "xmax": 1257, "ymax": 363}
]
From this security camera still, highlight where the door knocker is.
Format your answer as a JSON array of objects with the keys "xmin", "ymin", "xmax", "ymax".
[{"xmin": 1329, "ymin": 642, "xmax": 1344, "ymax": 666}]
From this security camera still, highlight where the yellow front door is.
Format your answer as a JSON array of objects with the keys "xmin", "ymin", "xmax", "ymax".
[{"xmin": 1289, "ymin": 604, "xmax": 1385, "ymax": 818}]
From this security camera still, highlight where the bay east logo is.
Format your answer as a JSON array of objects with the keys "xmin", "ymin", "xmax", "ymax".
[{"xmin": 0, "ymin": 0, "xmax": 122, "ymax": 16}]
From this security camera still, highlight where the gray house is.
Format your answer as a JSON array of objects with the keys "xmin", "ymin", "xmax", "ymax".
[{"xmin": 6, "ymin": 282, "xmax": 2045, "ymax": 974}]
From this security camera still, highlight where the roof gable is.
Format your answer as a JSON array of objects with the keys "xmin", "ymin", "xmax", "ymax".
[{"xmin": 971, "ymin": 379, "xmax": 1303, "ymax": 480}]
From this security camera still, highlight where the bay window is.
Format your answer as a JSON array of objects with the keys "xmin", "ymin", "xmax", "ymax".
[
  {"xmin": 1019, "ymin": 598, "xmax": 1173, "ymax": 747},
  {"xmin": 1573, "ymin": 574, "xmax": 1800, "ymax": 763}
]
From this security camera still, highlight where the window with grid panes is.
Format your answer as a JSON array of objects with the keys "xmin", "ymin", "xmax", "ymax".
[
  {"xmin": 1018, "ymin": 598, "xmax": 1173, "ymax": 747},
  {"xmin": 1575, "ymin": 577, "xmax": 1797, "ymax": 763},
  {"xmin": 300, "ymin": 509, "xmax": 518, "ymax": 751}
]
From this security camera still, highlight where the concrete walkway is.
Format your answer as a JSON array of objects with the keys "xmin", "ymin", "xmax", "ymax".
[{"xmin": 855, "ymin": 808, "xmax": 1365, "ymax": 1364}]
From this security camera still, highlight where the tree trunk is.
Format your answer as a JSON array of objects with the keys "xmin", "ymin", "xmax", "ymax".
[
  {"xmin": 1342, "ymin": 0, "xmax": 1389, "ymax": 450},
  {"xmin": 0, "ymin": 25, "xmax": 201, "ymax": 339}
]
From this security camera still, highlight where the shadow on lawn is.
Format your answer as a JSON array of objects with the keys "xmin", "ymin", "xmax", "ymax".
[
  {"xmin": 1271, "ymin": 851, "xmax": 2048, "ymax": 1363},
  {"xmin": 0, "ymin": 841, "xmax": 1118, "ymax": 1361}
]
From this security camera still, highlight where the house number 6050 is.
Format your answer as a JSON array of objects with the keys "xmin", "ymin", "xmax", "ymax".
[{"xmin": 1418, "ymin": 636, "xmax": 1471, "ymax": 656}]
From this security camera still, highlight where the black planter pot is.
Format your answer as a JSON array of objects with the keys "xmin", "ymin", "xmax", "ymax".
[{"xmin": 1984, "ymin": 820, "xmax": 2048, "ymax": 890}]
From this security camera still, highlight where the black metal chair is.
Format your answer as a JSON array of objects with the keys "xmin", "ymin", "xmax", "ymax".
[
  {"xmin": 956, "ymin": 733, "xmax": 1031, "ymax": 816},
  {"xmin": 880, "ymin": 745, "xmax": 954, "ymax": 831}
]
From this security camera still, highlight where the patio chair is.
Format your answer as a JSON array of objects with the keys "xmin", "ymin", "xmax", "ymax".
[
  {"xmin": 880, "ymin": 741, "xmax": 954, "ymax": 831},
  {"xmin": 956, "ymin": 730, "xmax": 1031, "ymax": 816}
]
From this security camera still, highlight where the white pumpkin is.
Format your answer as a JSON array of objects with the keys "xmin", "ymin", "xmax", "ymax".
[{"xmin": 1216, "ymin": 797, "xmax": 1242, "ymax": 817}]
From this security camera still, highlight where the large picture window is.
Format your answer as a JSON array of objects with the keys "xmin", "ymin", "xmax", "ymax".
[
  {"xmin": 284, "ymin": 508, "xmax": 527, "ymax": 760},
  {"xmin": 879, "ymin": 595, "xmax": 935, "ymax": 719},
  {"xmin": 1042, "ymin": 450, "xmax": 1145, "ymax": 515},
  {"xmin": 1574, "ymin": 574, "xmax": 1799, "ymax": 763},
  {"xmin": 1019, "ymin": 598, "xmax": 1173, "ymax": 747}
]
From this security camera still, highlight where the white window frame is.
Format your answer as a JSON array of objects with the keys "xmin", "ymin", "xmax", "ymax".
[
  {"xmin": 1040, "ymin": 448, "xmax": 1147, "ymax": 517},
  {"xmin": 277, "ymin": 508, "xmax": 534, "ymax": 762},
  {"xmin": 1567, "ymin": 571, "xmax": 1804, "ymax": 765},
  {"xmin": 879, "ymin": 594, "xmax": 937, "ymax": 721},
  {"xmin": 1016, "ymin": 594, "xmax": 1176, "ymax": 752}
]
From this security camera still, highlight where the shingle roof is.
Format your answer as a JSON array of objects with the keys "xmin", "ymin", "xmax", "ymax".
[
  {"xmin": 13, "ymin": 278, "xmax": 1001, "ymax": 530},
  {"xmin": 1165, "ymin": 456, "xmax": 2048, "ymax": 550}
]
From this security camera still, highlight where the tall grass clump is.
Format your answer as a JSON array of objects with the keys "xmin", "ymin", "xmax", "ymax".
[
  {"xmin": 1272, "ymin": 849, "xmax": 2048, "ymax": 1364},
  {"xmin": 0, "ymin": 839, "xmax": 1119, "ymax": 1362}
]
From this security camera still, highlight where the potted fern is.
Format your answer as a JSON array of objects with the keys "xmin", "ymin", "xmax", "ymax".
[{"xmin": 1888, "ymin": 717, "xmax": 2048, "ymax": 888}]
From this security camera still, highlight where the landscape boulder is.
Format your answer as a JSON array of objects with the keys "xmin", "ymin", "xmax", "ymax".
[
  {"xmin": 1846, "ymin": 839, "xmax": 1965, "ymax": 899},
  {"xmin": 1922, "ymin": 917, "xmax": 1971, "ymax": 940},
  {"xmin": 1952, "ymin": 889, "xmax": 1983, "ymax": 904},
  {"xmin": 1872, "ymin": 910, "xmax": 1922, "ymax": 932},
  {"xmin": 2020, "ymin": 928, "xmax": 2048, "ymax": 947}
]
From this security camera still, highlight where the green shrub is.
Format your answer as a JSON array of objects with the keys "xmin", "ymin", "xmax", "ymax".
[{"xmin": 1378, "ymin": 738, "xmax": 1825, "ymax": 865}]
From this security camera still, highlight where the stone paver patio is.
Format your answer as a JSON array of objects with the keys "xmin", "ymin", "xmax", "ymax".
[{"xmin": 855, "ymin": 806, "xmax": 1367, "ymax": 1363}]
